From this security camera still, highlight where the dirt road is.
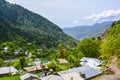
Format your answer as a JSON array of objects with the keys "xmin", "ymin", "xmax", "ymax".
[{"xmin": 99, "ymin": 58, "xmax": 120, "ymax": 80}]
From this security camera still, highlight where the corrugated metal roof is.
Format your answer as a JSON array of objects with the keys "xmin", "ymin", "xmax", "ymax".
[
  {"xmin": 40, "ymin": 75, "xmax": 63, "ymax": 80},
  {"xmin": 80, "ymin": 57, "xmax": 103, "ymax": 65},
  {"xmin": 84, "ymin": 68, "xmax": 102, "ymax": 79},
  {"xmin": 60, "ymin": 72, "xmax": 84, "ymax": 80},
  {"xmin": 20, "ymin": 73, "xmax": 39, "ymax": 80},
  {"xmin": 0, "ymin": 66, "xmax": 18, "ymax": 75},
  {"xmin": 58, "ymin": 66, "xmax": 91, "ymax": 75},
  {"xmin": 58, "ymin": 66, "xmax": 102, "ymax": 79}
]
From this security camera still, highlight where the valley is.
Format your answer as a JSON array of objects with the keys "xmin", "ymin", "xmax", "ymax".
[{"xmin": 0, "ymin": 0, "xmax": 120, "ymax": 80}]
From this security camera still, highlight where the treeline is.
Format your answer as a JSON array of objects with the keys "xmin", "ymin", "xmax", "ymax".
[{"xmin": 0, "ymin": 38, "xmax": 101, "ymax": 70}]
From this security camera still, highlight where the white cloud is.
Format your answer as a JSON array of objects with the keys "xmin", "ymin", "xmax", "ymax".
[
  {"xmin": 6, "ymin": 0, "xmax": 22, "ymax": 4},
  {"xmin": 72, "ymin": 20, "xmax": 79, "ymax": 24},
  {"xmin": 6, "ymin": 0, "xmax": 15, "ymax": 3},
  {"xmin": 84, "ymin": 9, "xmax": 120, "ymax": 21}
]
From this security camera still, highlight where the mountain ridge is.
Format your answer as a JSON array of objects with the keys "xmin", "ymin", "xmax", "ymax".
[
  {"xmin": 0, "ymin": 0, "xmax": 77, "ymax": 48},
  {"xmin": 62, "ymin": 21, "xmax": 113, "ymax": 40}
]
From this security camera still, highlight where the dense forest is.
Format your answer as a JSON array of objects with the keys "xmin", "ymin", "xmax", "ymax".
[
  {"xmin": 100, "ymin": 20, "xmax": 120, "ymax": 60},
  {"xmin": 0, "ymin": 0, "xmax": 77, "ymax": 48}
]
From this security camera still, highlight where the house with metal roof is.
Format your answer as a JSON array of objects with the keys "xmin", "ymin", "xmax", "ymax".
[
  {"xmin": 24, "ymin": 64, "xmax": 48, "ymax": 73},
  {"xmin": 20, "ymin": 73, "xmax": 39, "ymax": 80},
  {"xmin": 57, "ymin": 66, "xmax": 102, "ymax": 80},
  {"xmin": 24, "ymin": 65, "xmax": 42, "ymax": 73},
  {"xmin": 0, "ymin": 66, "xmax": 18, "ymax": 76},
  {"xmin": 80, "ymin": 57, "xmax": 103, "ymax": 69},
  {"xmin": 40, "ymin": 75, "xmax": 63, "ymax": 80},
  {"xmin": 60, "ymin": 72, "xmax": 84, "ymax": 80}
]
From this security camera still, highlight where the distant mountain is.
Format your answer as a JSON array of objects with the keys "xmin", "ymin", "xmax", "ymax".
[
  {"xmin": 0, "ymin": 0, "xmax": 77, "ymax": 48},
  {"xmin": 62, "ymin": 21, "xmax": 113, "ymax": 40}
]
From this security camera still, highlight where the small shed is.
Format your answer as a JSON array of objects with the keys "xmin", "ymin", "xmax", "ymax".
[{"xmin": 58, "ymin": 59, "xmax": 68, "ymax": 64}]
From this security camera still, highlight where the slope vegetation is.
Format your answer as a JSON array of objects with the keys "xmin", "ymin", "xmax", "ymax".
[{"xmin": 0, "ymin": 0, "xmax": 77, "ymax": 48}]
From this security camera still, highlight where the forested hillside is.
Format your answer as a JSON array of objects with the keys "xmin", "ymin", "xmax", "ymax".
[
  {"xmin": 0, "ymin": 0, "xmax": 77, "ymax": 48},
  {"xmin": 100, "ymin": 20, "xmax": 120, "ymax": 59},
  {"xmin": 63, "ymin": 21, "xmax": 113, "ymax": 40}
]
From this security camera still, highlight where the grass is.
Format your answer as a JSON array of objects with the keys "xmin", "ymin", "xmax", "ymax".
[
  {"xmin": 117, "ymin": 78, "xmax": 120, "ymax": 80},
  {"xmin": 59, "ymin": 64, "xmax": 70, "ymax": 70},
  {"xmin": 0, "ymin": 75, "xmax": 20, "ymax": 80},
  {"xmin": 117, "ymin": 59, "xmax": 120, "ymax": 69}
]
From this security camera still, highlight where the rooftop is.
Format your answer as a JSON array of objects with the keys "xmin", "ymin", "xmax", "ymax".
[
  {"xmin": 80, "ymin": 57, "xmax": 103, "ymax": 66},
  {"xmin": 60, "ymin": 72, "xmax": 84, "ymax": 80},
  {"xmin": 20, "ymin": 73, "xmax": 39, "ymax": 80},
  {"xmin": 58, "ymin": 66, "xmax": 102, "ymax": 79},
  {"xmin": 58, "ymin": 59, "xmax": 68, "ymax": 64},
  {"xmin": 40, "ymin": 75, "xmax": 63, "ymax": 80},
  {"xmin": 24, "ymin": 65, "xmax": 42, "ymax": 72},
  {"xmin": 0, "ymin": 66, "xmax": 18, "ymax": 75}
]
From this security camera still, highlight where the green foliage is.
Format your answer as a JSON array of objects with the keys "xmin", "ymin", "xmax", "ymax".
[
  {"xmin": 31, "ymin": 54, "xmax": 36, "ymax": 60},
  {"xmin": 47, "ymin": 60, "xmax": 59, "ymax": 72},
  {"xmin": 0, "ymin": 58, "xmax": 4, "ymax": 67},
  {"xmin": 0, "ymin": 0, "xmax": 77, "ymax": 48},
  {"xmin": 0, "ymin": 52, "xmax": 4, "ymax": 58},
  {"xmin": 76, "ymin": 38, "xmax": 101, "ymax": 58},
  {"xmin": 57, "ymin": 44, "xmax": 65, "ymax": 58},
  {"xmin": 19, "ymin": 57, "xmax": 27, "ymax": 69},
  {"xmin": 117, "ymin": 78, "xmax": 120, "ymax": 80},
  {"xmin": 0, "ymin": 75, "xmax": 20, "ymax": 80},
  {"xmin": 13, "ymin": 60, "xmax": 21, "ymax": 70},
  {"xmin": 67, "ymin": 55, "xmax": 80, "ymax": 67},
  {"xmin": 46, "ymin": 54, "xmax": 57, "ymax": 60},
  {"xmin": 100, "ymin": 20, "xmax": 120, "ymax": 60},
  {"xmin": 67, "ymin": 55, "xmax": 77, "ymax": 64}
]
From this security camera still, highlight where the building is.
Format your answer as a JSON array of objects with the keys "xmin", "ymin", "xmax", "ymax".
[
  {"xmin": 0, "ymin": 66, "xmax": 18, "ymax": 76},
  {"xmin": 58, "ymin": 59, "xmax": 68, "ymax": 64},
  {"xmin": 33, "ymin": 59, "xmax": 41, "ymax": 65},
  {"xmin": 80, "ymin": 57, "xmax": 103, "ymax": 69},
  {"xmin": 24, "ymin": 65, "xmax": 42, "ymax": 73},
  {"xmin": 58, "ymin": 66, "xmax": 102, "ymax": 80},
  {"xmin": 14, "ymin": 49, "xmax": 20, "ymax": 54},
  {"xmin": 60, "ymin": 72, "xmax": 84, "ymax": 80},
  {"xmin": 20, "ymin": 73, "xmax": 39, "ymax": 80},
  {"xmin": 3, "ymin": 47, "xmax": 8, "ymax": 52},
  {"xmin": 40, "ymin": 75, "xmax": 63, "ymax": 80},
  {"xmin": 24, "ymin": 64, "xmax": 48, "ymax": 73}
]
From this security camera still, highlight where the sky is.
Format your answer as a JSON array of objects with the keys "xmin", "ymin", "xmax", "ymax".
[{"xmin": 6, "ymin": 0, "xmax": 120, "ymax": 28}]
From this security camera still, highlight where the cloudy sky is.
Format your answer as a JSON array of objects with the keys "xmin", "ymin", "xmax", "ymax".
[{"xmin": 6, "ymin": 0, "xmax": 120, "ymax": 28}]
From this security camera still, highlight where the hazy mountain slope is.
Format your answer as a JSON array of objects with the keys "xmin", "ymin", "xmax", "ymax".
[
  {"xmin": 0, "ymin": 0, "xmax": 77, "ymax": 48},
  {"xmin": 63, "ymin": 21, "xmax": 113, "ymax": 40}
]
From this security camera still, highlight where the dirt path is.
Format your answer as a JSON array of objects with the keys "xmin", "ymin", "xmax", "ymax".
[{"xmin": 99, "ymin": 58, "xmax": 120, "ymax": 80}]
